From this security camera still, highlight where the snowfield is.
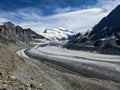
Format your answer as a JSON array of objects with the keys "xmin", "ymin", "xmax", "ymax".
[{"xmin": 24, "ymin": 45, "xmax": 120, "ymax": 82}]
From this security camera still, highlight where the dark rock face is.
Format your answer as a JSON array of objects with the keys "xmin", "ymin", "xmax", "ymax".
[
  {"xmin": 89, "ymin": 5, "xmax": 120, "ymax": 41},
  {"xmin": 67, "ymin": 30, "xmax": 90, "ymax": 45},
  {"xmin": 0, "ymin": 22, "xmax": 46, "ymax": 45},
  {"xmin": 65, "ymin": 32, "xmax": 92, "ymax": 49},
  {"xmin": 68, "ymin": 33, "xmax": 82, "ymax": 43}
]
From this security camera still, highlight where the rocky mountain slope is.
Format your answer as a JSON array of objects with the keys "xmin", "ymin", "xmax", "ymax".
[
  {"xmin": 89, "ymin": 5, "xmax": 120, "ymax": 41},
  {"xmin": 0, "ymin": 45, "xmax": 29, "ymax": 89},
  {"xmin": 0, "ymin": 22, "xmax": 47, "ymax": 45}
]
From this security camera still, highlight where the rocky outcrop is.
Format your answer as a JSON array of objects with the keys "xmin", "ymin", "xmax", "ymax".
[
  {"xmin": 0, "ymin": 22, "xmax": 46, "ymax": 45},
  {"xmin": 65, "ymin": 31, "xmax": 93, "ymax": 49}
]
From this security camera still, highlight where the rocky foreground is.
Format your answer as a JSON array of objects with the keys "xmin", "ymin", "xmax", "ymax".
[{"xmin": 0, "ymin": 42, "xmax": 119, "ymax": 90}]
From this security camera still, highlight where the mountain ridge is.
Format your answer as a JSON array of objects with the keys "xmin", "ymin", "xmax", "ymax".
[{"xmin": 0, "ymin": 21, "xmax": 47, "ymax": 45}]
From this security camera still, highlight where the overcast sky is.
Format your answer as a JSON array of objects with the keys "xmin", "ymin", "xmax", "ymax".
[{"xmin": 0, "ymin": 0, "xmax": 120, "ymax": 33}]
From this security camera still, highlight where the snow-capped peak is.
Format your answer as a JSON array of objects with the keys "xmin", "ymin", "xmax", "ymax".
[{"xmin": 43, "ymin": 28, "xmax": 75, "ymax": 40}]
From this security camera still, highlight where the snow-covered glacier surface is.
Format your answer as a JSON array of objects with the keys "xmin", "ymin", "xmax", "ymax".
[{"xmin": 27, "ymin": 45, "xmax": 120, "ymax": 82}]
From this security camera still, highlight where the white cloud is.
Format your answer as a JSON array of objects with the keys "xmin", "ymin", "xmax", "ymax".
[
  {"xmin": 17, "ymin": 8, "xmax": 107, "ymax": 33},
  {"xmin": 0, "ymin": 18, "xmax": 9, "ymax": 24},
  {"xmin": 54, "ymin": 7, "xmax": 74, "ymax": 14},
  {"xmin": 98, "ymin": 0, "xmax": 120, "ymax": 12}
]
